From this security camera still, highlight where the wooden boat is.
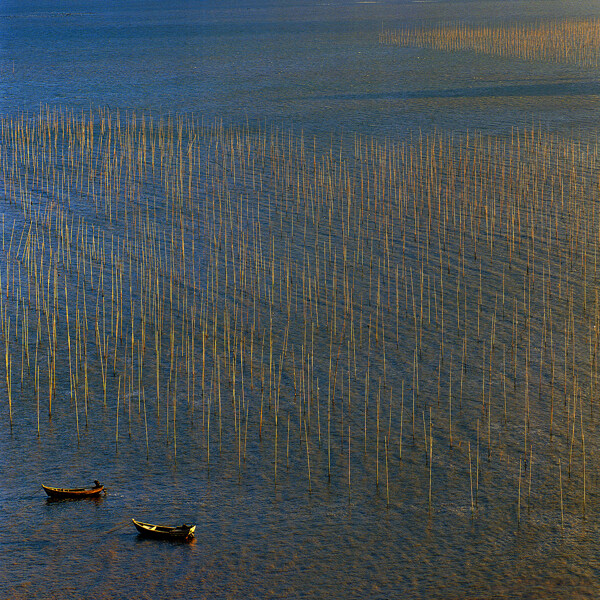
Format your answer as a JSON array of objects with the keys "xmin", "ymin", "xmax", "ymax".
[
  {"xmin": 132, "ymin": 518, "xmax": 196, "ymax": 541},
  {"xmin": 42, "ymin": 480, "xmax": 105, "ymax": 499}
]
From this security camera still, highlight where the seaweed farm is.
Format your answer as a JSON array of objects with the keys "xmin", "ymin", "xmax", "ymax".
[
  {"xmin": 380, "ymin": 19, "xmax": 600, "ymax": 67},
  {"xmin": 4, "ymin": 2, "xmax": 600, "ymax": 598},
  {"xmin": 2, "ymin": 108, "xmax": 600, "ymax": 521}
]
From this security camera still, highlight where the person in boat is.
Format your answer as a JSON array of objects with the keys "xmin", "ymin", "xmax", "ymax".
[{"xmin": 93, "ymin": 480, "xmax": 102, "ymax": 489}]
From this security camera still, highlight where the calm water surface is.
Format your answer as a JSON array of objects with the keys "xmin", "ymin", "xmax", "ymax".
[{"xmin": 2, "ymin": 1, "xmax": 600, "ymax": 598}]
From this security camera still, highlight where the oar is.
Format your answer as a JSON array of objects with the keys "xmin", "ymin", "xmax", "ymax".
[{"xmin": 104, "ymin": 519, "xmax": 132, "ymax": 535}]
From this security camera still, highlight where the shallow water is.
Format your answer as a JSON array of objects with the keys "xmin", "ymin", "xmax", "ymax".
[{"xmin": 2, "ymin": 1, "xmax": 600, "ymax": 599}]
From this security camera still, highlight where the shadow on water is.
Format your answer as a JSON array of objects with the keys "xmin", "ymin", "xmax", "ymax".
[
  {"xmin": 313, "ymin": 80, "xmax": 600, "ymax": 101},
  {"xmin": 133, "ymin": 534, "xmax": 197, "ymax": 546},
  {"xmin": 44, "ymin": 495, "xmax": 106, "ymax": 506}
]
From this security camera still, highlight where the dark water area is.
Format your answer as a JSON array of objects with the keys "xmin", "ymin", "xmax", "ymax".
[{"xmin": 2, "ymin": 1, "xmax": 600, "ymax": 599}]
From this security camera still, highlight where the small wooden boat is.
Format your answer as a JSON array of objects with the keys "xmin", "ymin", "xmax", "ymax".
[
  {"xmin": 42, "ymin": 480, "xmax": 105, "ymax": 499},
  {"xmin": 132, "ymin": 518, "xmax": 196, "ymax": 541}
]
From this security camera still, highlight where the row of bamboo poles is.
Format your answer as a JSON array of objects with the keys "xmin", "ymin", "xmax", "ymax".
[
  {"xmin": 0, "ymin": 106, "xmax": 598, "ymax": 522},
  {"xmin": 380, "ymin": 19, "xmax": 600, "ymax": 67}
]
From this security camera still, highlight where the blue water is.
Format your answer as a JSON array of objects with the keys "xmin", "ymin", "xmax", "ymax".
[
  {"xmin": 2, "ymin": 0, "xmax": 599, "ymax": 140},
  {"xmin": 2, "ymin": 1, "xmax": 600, "ymax": 598}
]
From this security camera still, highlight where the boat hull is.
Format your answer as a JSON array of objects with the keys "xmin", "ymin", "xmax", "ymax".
[
  {"xmin": 132, "ymin": 519, "xmax": 196, "ymax": 541},
  {"xmin": 42, "ymin": 484, "xmax": 104, "ymax": 499}
]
